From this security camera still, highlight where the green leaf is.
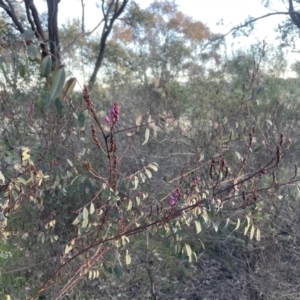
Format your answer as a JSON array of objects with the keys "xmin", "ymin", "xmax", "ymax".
[
  {"xmin": 90, "ymin": 203, "xmax": 95, "ymax": 215},
  {"xmin": 48, "ymin": 67, "xmax": 66, "ymax": 105},
  {"xmin": 142, "ymin": 128, "xmax": 150, "ymax": 145},
  {"xmin": 61, "ymin": 78, "xmax": 76, "ymax": 101},
  {"xmin": 19, "ymin": 65, "xmax": 26, "ymax": 78},
  {"xmin": 113, "ymin": 263, "xmax": 123, "ymax": 279},
  {"xmin": 210, "ymin": 202, "xmax": 215, "ymax": 218},
  {"xmin": 21, "ymin": 29, "xmax": 35, "ymax": 40},
  {"xmin": 83, "ymin": 207, "xmax": 89, "ymax": 220},
  {"xmin": 55, "ymin": 97, "xmax": 63, "ymax": 115},
  {"xmin": 0, "ymin": 171, "xmax": 5, "ymax": 183},
  {"xmin": 194, "ymin": 220, "xmax": 202, "ymax": 234},
  {"xmin": 78, "ymin": 111, "xmax": 85, "ymax": 128},
  {"xmin": 254, "ymin": 145, "xmax": 264, "ymax": 153},
  {"xmin": 289, "ymin": 194, "xmax": 296, "ymax": 202},
  {"xmin": 41, "ymin": 56, "xmax": 52, "ymax": 78},
  {"xmin": 102, "ymin": 188, "xmax": 120, "ymax": 201},
  {"xmin": 27, "ymin": 45, "xmax": 37, "ymax": 60}
]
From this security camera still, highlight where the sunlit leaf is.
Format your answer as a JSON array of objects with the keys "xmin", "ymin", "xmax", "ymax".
[
  {"xmin": 64, "ymin": 244, "xmax": 73, "ymax": 254},
  {"xmin": 142, "ymin": 128, "xmax": 150, "ymax": 145},
  {"xmin": 67, "ymin": 159, "xmax": 73, "ymax": 167},
  {"xmin": 0, "ymin": 171, "xmax": 5, "ymax": 183},
  {"xmin": 145, "ymin": 168, "xmax": 152, "ymax": 179},
  {"xmin": 265, "ymin": 119, "xmax": 272, "ymax": 126},
  {"xmin": 234, "ymin": 218, "xmax": 240, "ymax": 231},
  {"xmin": 148, "ymin": 163, "xmax": 158, "ymax": 172},
  {"xmin": 185, "ymin": 244, "xmax": 192, "ymax": 257},
  {"xmin": 127, "ymin": 199, "xmax": 132, "ymax": 211},
  {"xmin": 83, "ymin": 207, "xmax": 89, "ymax": 220},
  {"xmin": 61, "ymin": 77, "xmax": 76, "ymax": 101},
  {"xmin": 256, "ymin": 227, "xmax": 261, "ymax": 241},
  {"xmin": 235, "ymin": 151, "xmax": 242, "ymax": 161},
  {"xmin": 90, "ymin": 203, "xmax": 95, "ymax": 215},
  {"xmin": 133, "ymin": 176, "xmax": 139, "ymax": 190},
  {"xmin": 81, "ymin": 218, "xmax": 88, "ymax": 228},
  {"xmin": 194, "ymin": 220, "xmax": 202, "ymax": 234},
  {"xmin": 72, "ymin": 215, "xmax": 81, "ymax": 225},
  {"xmin": 125, "ymin": 251, "xmax": 131, "ymax": 265},
  {"xmin": 244, "ymin": 224, "xmax": 250, "ymax": 236},
  {"xmin": 250, "ymin": 224, "xmax": 255, "ymax": 240}
]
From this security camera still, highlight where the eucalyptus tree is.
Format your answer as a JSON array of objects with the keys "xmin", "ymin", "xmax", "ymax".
[{"xmin": 0, "ymin": 0, "xmax": 130, "ymax": 88}]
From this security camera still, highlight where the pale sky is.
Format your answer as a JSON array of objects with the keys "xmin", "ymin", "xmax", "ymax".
[
  {"xmin": 54, "ymin": 0, "xmax": 290, "ymax": 47},
  {"xmin": 36, "ymin": 0, "xmax": 298, "ymax": 74}
]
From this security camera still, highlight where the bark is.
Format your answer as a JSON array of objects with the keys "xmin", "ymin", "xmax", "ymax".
[
  {"xmin": 0, "ymin": 0, "xmax": 24, "ymax": 33},
  {"xmin": 47, "ymin": 0, "xmax": 61, "ymax": 66},
  {"xmin": 88, "ymin": 0, "xmax": 129, "ymax": 90},
  {"xmin": 288, "ymin": 0, "xmax": 300, "ymax": 30}
]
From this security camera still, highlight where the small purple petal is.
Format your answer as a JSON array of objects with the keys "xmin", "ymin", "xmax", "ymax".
[{"xmin": 105, "ymin": 115, "xmax": 111, "ymax": 126}]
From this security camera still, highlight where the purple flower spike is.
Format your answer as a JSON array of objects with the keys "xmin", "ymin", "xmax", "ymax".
[
  {"xmin": 105, "ymin": 115, "xmax": 111, "ymax": 126},
  {"xmin": 170, "ymin": 195, "xmax": 176, "ymax": 207},
  {"xmin": 110, "ymin": 102, "xmax": 120, "ymax": 123}
]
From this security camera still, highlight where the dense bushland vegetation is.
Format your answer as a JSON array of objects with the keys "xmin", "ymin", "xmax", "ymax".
[{"xmin": 1, "ymin": 1, "xmax": 300, "ymax": 299}]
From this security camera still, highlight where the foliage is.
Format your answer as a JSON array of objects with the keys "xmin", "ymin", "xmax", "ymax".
[{"xmin": 0, "ymin": 1, "xmax": 300, "ymax": 300}]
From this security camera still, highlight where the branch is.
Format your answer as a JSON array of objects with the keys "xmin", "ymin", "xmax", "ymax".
[
  {"xmin": 88, "ymin": 0, "xmax": 129, "ymax": 90},
  {"xmin": 0, "ymin": 0, "xmax": 24, "ymax": 33},
  {"xmin": 217, "ymin": 12, "xmax": 290, "ymax": 40},
  {"xmin": 288, "ymin": 0, "xmax": 300, "ymax": 29},
  {"xmin": 61, "ymin": 19, "xmax": 104, "ymax": 56}
]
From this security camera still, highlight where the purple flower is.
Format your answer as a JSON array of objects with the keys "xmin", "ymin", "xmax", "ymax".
[
  {"xmin": 105, "ymin": 103, "xmax": 120, "ymax": 127},
  {"xmin": 191, "ymin": 176, "xmax": 200, "ymax": 186},
  {"xmin": 110, "ymin": 103, "xmax": 120, "ymax": 123},
  {"xmin": 105, "ymin": 115, "xmax": 111, "ymax": 126},
  {"xmin": 169, "ymin": 187, "xmax": 181, "ymax": 207},
  {"xmin": 170, "ymin": 194, "xmax": 176, "ymax": 206}
]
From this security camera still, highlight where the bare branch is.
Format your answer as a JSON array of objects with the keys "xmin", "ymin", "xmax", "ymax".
[
  {"xmin": 0, "ymin": 0, "xmax": 24, "ymax": 33},
  {"xmin": 89, "ymin": 0, "xmax": 129, "ymax": 90},
  {"xmin": 61, "ymin": 18, "xmax": 104, "ymax": 56},
  {"xmin": 218, "ymin": 12, "xmax": 290, "ymax": 40}
]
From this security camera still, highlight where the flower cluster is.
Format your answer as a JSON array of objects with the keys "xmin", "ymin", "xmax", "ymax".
[
  {"xmin": 170, "ymin": 187, "xmax": 181, "ymax": 207},
  {"xmin": 190, "ymin": 176, "xmax": 200, "ymax": 186},
  {"xmin": 105, "ymin": 102, "xmax": 120, "ymax": 126}
]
